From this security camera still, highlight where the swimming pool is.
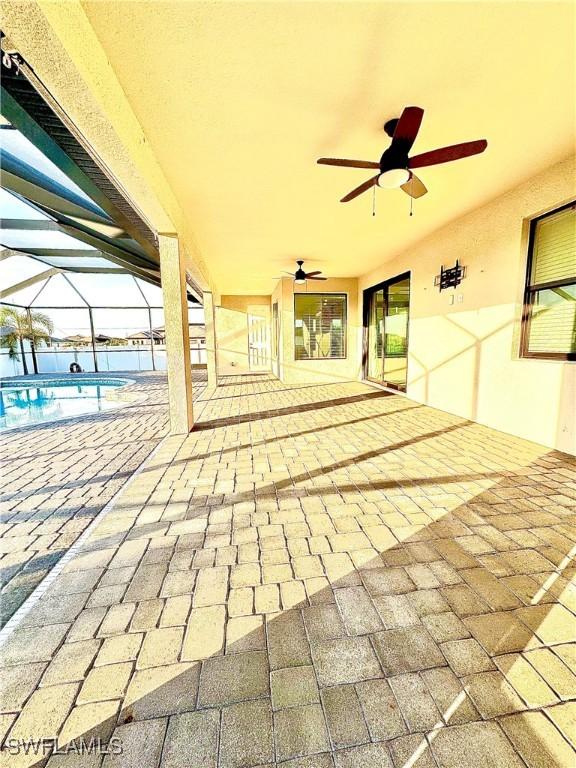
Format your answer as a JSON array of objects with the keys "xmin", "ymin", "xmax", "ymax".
[{"xmin": 0, "ymin": 377, "xmax": 131, "ymax": 430}]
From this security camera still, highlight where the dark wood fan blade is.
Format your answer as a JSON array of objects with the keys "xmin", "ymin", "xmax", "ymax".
[
  {"xmin": 409, "ymin": 139, "xmax": 487, "ymax": 169},
  {"xmin": 401, "ymin": 173, "xmax": 427, "ymax": 199},
  {"xmin": 305, "ymin": 270, "xmax": 322, "ymax": 277},
  {"xmin": 392, "ymin": 106, "xmax": 424, "ymax": 151},
  {"xmin": 307, "ymin": 276, "xmax": 327, "ymax": 280},
  {"xmin": 317, "ymin": 158, "xmax": 380, "ymax": 169},
  {"xmin": 340, "ymin": 175, "xmax": 379, "ymax": 203}
]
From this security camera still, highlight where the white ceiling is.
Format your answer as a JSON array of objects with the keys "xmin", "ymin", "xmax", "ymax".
[{"xmin": 81, "ymin": 1, "xmax": 575, "ymax": 294}]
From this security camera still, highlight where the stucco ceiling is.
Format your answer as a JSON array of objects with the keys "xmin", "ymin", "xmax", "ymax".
[{"xmin": 81, "ymin": 1, "xmax": 575, "ymax": 295}]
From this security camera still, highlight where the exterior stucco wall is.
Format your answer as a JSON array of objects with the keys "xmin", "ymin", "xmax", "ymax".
[
  {"xmin": 358, "ymin": 156, "xmax": 575, "ymax": 455},
  {"xmin": 215, "ymin": 295, "xmax": 271, "ymax": 375},
  {"xmin": 277, "ymin": 277, "xmax": 361, "ymax": 385}
]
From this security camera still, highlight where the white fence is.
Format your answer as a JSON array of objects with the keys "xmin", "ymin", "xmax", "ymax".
[{"xmin": 0, "ymin": 345, "xmax": 207, "ymax": 378}]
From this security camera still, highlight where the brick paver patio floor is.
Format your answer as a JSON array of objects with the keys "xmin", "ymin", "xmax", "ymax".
[
  {"xmin": 0, "ymin": 372, "xmax": 207, "ymax": 627},
  {"xmin": 0, "ymin": 374, "xmax": 575, "ymax": 767}
]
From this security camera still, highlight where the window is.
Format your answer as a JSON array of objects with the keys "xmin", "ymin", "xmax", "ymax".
[
  {"xmin": 294, "ymin": 293, "xmax": 347, "ymax": 360},
  {"xmin": 521, "ymin": 203, "xmax": 576, "ymax": 360}
]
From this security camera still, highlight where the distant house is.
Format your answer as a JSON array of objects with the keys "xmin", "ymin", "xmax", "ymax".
[
  {"xmin": 62, "ymin": 334, "xmax": 126, "ymax": 347},
  {"xmin": 188, "ymin": 324, "xmax": 207, "ymax": 345},
  {"xmin": 62, "ymin": 334, "xmax": 94, "ymax": 347},
  {"xmin": 127, "ymin": 324, "xmax": 206, "ymax": 347},
  {"xmin": 127, "ymin": 329, "xmax": 164, "ymax": 346}
]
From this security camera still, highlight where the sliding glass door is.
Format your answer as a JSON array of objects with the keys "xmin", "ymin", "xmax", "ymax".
[
  {"xmin": 364, "ymin": 273, "xmax": 410, "ymax": 391},
  {"xmin": 367, "ymin": 288, "xmax": 385, "ymax": 381}
]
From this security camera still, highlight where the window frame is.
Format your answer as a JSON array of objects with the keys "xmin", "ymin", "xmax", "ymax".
[
  {"xmin": 520, "ymin": 200, "xmax": 576, "ymax": 362},
  {"xmin": 293, "ymin": 292, "xmax": 348, "ymax": 361}
]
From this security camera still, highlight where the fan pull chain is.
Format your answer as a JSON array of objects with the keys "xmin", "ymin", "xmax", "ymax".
[
  {"xmin": 372, "ymin": 184, "xmax": 376, "ymax": 217},
  {"xmin": 410, "ymin": 175, "xmax": 414, "ymax": 217}
]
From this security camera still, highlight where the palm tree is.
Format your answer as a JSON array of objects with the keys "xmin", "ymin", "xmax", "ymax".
[{"xmin": 0, "ymin": 306, "xmax": 54, "ymax": 375}]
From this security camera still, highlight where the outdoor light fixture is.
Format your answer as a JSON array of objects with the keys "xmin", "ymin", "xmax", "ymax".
[{"xmin": 377, "ymin": 168, "xmax": 411, "ymax": 188}]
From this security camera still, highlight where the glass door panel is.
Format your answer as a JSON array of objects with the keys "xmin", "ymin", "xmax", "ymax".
[
  {"xmin": 367, "ymin": 288, "xmax": 384, "ymax": 380},
  {"xmin": 383, "ymin": 277, "xmax": 409, "ymax": 390},
  {"xmin": 364, "ymin": 274, "xmax": 410, "ymax": 391}
]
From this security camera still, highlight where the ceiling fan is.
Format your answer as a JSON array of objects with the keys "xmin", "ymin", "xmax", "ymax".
[
  {"xmin": 282, "ymin": 260, "xmax": 327, "ymax": 284},
  {"xmin": 317, "ymin": 106, "xmax": 487, "ymax": 203}
]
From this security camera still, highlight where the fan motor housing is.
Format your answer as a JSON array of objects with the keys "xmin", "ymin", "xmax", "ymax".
[
  {"xmin": 383, "ymin": 118, "xmax": 399, "ymax": 137},
  {"xmin": 379, "ymin": 144, "xmax": 409, "ymax": 174}
]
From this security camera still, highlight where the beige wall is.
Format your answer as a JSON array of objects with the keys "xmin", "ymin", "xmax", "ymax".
[
  {"xmin": 216, "ymin": 295, "xmax": 271, "ymax": 375},
  {"xmin": 213, "ymin": 159, "xmax": 574, "ymax": 453},
  {"xmin": 275, "ymin": 277, "xmax": 361, "ymax": 386},
  {"xmin": 359, "ymin": 156, "xmax": 575, "ymax": 455}
]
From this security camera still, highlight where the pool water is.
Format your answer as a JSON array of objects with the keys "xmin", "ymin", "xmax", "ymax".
[{"xmin": 0, "ymin": 378, "xmax": 129, "ymax": 430}]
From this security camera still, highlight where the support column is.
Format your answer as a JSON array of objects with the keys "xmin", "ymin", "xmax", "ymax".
[
  {"xmin": 159, "ymin": 234, "xmax": 194, "ymax": 434},
  {"xmin": 203, "ymin": 291, "xmax": 218, "ymax": 389},
  {"xmin": 148, "ymin": 307, "xmax": 156, "ymax": 371}
]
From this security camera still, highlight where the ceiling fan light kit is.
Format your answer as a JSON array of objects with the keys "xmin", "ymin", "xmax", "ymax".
[
  {"xmin": 377, "ymin": 168, "xmax": 411, "ymax": 188},
  {"xmin": 317, "ymin": 105, "xmax": 487, "ymax": 210}
]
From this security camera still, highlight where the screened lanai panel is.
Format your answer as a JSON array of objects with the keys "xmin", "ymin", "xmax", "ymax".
[
  {"xmin": 149, "ymin": 307, "xmax": 204, "ymax": 332},
  {"xmin": 2, "ymin": 55, "xmax": 161, "ymax": 288},
  {"xmin": 43, "ymin": 308, "xmax": 92, "ymax": 339},
  {"xmin": 34, "ymin": 255, "xmax": 124, "ymax": 270},
  {"xmin": 35, "ymin": 306, "xmax": 95, "ymax": 373},
  {"xmin": 0, "ymin": 188, "xmax": 124, "ymax": 273},
  {"xmin": 0, "ymin": 229, "xmax": 96, "ymax": 251},
  {"xmin": 150, "ymin": 308, "xmax": 164, "ymax": 329},
  {"xmin": 1, "ymin": 140, "xmax": 111, "ymax": 226},
  {"xmin": 0, "ymin": 253, "xmax": 50, "ymax": 293},
  {"xmin": 0, "ymin": 188, "xmax": 48, "ymax": 220},
  {"xmin": 0, "ymin": 128, "xmax": 98, "ymax": 208},
  {"xmin": 140, "ymin": 281, "xmax": 203, "ymax": 311},
  {"xmin": 34, "ymin": 348, "xmax": 96, "ymax": 374},
  {"xmin": 93, "ymin": 308, "xmax": 153, "ymax": 371},
  {"xmin": 35, "ymin": 307, "xmax": 95, "ymax": 373},
  {"xmin": 0, "ymin": 283, "xmax": 49, "ymax": 307},
  {"xmin": 189, "ymin": 307, "xmax": 204, "ymax": 324},
  {"xmin": 1, "ymin": 124, "xmax": 160, "ymax": 280},
  {"xmin": 92, "ymin": 308, "xmax": 149, "ymax": 339},
  {"xmin": 66, "ymin": 273, "xmax": 147, "ymax": 307},
  {"xmin": 32, "ymin": 274, "xmax": 87, "ymax": 307},
  {"xmin": 137, "ymin": 279, "xmax": 165, "ymax": 306}
]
